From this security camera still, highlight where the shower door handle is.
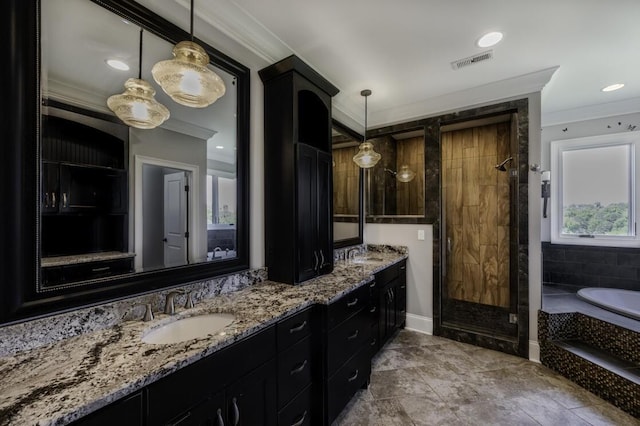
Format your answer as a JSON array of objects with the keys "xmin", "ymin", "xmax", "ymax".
[{"xmin": 447, "ymin": 238, "xmax": 452, "ymax": 254}]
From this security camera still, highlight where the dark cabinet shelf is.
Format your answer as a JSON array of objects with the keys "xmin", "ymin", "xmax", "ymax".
[{"xmin": 260, "ymin": 55, "xmax": 339, "ymax": 285}]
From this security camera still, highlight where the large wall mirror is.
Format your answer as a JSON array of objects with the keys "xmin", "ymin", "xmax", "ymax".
[
  {"xmin": 332, "ymin": 121, "xmax": 364, "ymax": 248},
  {"xmin": 1, "ymin": 0, "xmax": 250, "ymax": 323},
  {"xmin": 366, "ymin": 125, "xmax": 427, "ymax": 223}
]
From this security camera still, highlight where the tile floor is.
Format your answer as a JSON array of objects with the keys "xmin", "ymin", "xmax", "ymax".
[{"xmin": 333, "ymin": 330, "xmax": 640, "ymax": 425}]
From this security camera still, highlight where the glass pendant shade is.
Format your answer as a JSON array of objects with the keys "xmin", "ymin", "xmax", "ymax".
[
  {"xmin": 353, "ymin": 89, "xmax": 382, "ymax": 168},
  {"xmin": 152, "ymin": 41, "xmax": 226, "ymax": 108},
  {"xmin": 396, "ymin": 164, "xmax": 416, "ymax": 182},
  {"xmin": 353, "ymin": 141, "xmax": 382, "ymax": 168},
  {"xmin": 107, "ymin": 78, "xmax": 170, "ymax": 129}
]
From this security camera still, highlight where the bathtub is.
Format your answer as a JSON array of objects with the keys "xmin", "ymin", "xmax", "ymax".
[{"xmin": 577, "ymin": 288, "xmax": 640, "ymax": 320}]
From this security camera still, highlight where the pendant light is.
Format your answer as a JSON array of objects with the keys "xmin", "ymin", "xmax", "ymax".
[
  {"xmin": 151, "ymin": 0, "xmax": 226, "ymax": 108},
  {"xmin": 107, "ymin": 29, "xmax": 170, "ymax": 129},
  {"xmin": 353, "ymin": 89, "xmax": 381, "ymax": 168}
]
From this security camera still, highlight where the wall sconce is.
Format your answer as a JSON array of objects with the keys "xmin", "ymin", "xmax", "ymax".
[{"xmin": 385, "ymin": 165, "xmax": 416, "ymax": 183}]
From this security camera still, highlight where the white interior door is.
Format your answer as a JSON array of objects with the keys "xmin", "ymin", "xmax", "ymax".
[{"xmin": 164, "ymin": 172, "xmax": 187, "ymax": 267}]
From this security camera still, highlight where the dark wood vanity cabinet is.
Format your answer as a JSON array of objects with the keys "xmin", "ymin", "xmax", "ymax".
[
  {"xmin": 259, "ymin": 55, "xmax": 339, "ymax": 285},
  {"xmin": 376, "ymin": 260, "xmax": 407, "ymax": 351},
  {"xmin": 146, "ymin": 326, "xmax": 277, "ymax": 426},
  {"xmin": 321, "ymin": 284, "xmax": 373, "ymax": 425}
]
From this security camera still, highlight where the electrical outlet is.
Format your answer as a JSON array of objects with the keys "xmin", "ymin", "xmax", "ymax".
[{"xmin": 418, "ymin": 229, "xmax": 425, "ymax": 241}]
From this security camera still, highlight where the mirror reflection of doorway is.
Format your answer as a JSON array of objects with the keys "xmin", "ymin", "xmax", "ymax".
[{"xmin": 141, "ymin": 164, "xmax": 191, "ymax": 270}]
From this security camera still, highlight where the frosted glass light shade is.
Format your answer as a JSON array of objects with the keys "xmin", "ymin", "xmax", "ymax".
[
  {"xmin": 152, "ymin": 41, "xmax": 226, "ymax": 108},
  {"xmin": 107, "ymin": 78, "xmax": 170, "ymax": 129},
  {"xmin": 352, "ymin": 142, "xmax": 381, "ymax": 168},
  {"xmin": 396, "ymin": 164, "xmax": 416, "ymax": 182}
]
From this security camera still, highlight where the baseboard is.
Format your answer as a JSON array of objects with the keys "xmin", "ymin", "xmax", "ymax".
[
  {"xmin": 405, "ymin": 313, "xmax": 433, "ymax": 335},
  {"xmin": 529, "ymin": 340, "xmax": 541, "ymax": 363}
]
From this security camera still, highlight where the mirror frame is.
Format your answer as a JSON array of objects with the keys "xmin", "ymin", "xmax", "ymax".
[
  {"xmin": 332, "ymin": 119, "xmax": 364, "ymax": 248},
  {"xmin": 1, "ymin": 0, "xmax": 250, "ymax": 325},
  {"xmin": 365, "ymin": 121, "xmax": 429, "ymax": 224}
]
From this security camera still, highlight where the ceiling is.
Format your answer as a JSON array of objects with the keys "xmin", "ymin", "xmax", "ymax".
[{"xmin": 164, "ymin": 0, "xmax": 640, "ymax": 129}]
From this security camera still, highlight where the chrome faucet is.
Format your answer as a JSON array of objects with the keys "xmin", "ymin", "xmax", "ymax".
[
  {"xmin": 164, "ymin": 290, "xmax": 185, "ymax": 315},
  {"xmin": 347, "ymin": 248, "xmax": 360, "ymax": 261}
]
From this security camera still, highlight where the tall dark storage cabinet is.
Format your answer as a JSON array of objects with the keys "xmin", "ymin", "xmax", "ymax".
[{"xmin": 259, "ymin": 56, "xmax": 339, "ymax": 284}]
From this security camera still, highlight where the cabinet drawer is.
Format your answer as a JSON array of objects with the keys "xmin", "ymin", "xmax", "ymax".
[
  {"xmin": 398, "ymin": 260, "xmax": 407, "ymax": 285},
  {"xmin": 327, "ymin": 284, "xmax": 370, "ymax": 329},
  {"xmin": 278, "ymin": 384, "xmax": 312, "ymax": 426},
  {"xmin": 327, "ymin": 310, "xmax": 370, "ymax": 374},
  {"xmin": 326, "ymin": 348, "xmax": 371, "ymax": 423},
  {"xmin": 375, "ymin": 262, "xmax": 398, "ymax": 286},
  {"xmin": 42, "ymin": 258, "xmax": 134, "ymax": 287},
  {"xmin": 277, "ymin": 307, "xmax": 312, "ymax": 349},
  {"xmin": 277, "ymin": 336, "xmax": 313, "ymax": 408}
]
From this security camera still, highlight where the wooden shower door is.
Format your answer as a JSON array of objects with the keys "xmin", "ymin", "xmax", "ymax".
[{"xmin": 441, "ymin": 120, "xmax": 518, "ymax": 339}]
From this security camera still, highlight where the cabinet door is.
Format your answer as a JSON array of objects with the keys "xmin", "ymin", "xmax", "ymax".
[
  {"xmin": 73, "ymin": 391, "xmax": 144, "ymax": 426},
  {"xmin": 316, "ymin": 150, "xmax": 333, "ymax": 275},
  {"xmin": 227, "ymin": 359, "xmax": 277, "ymax": 426},
  {"xmin": 296, "ymin": 144, "xmax": 318, "ymax": 282}
]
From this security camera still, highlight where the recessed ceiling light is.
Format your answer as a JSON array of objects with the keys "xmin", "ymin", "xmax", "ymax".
[
  {"xmin": 106, "ymin": 59, "xmax": 130, "ymax": 71},
  {"xmin": 602, "ymin": 83, "xmax": 624, "ymax": 92},
  {"xmin": 477, "ymin": 31, "xmax": 503, "ymax": 48},
  {"xmin": 216, "ymin": 145, "xmax": 224, "ymax": 149}
]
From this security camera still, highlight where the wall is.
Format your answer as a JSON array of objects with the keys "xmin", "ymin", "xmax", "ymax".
[
  {"xmin": 365, "ymin": 224, "xmax": 434, "ymax": 334},
  {"xmin": 542, "ymin": 242, "xmax": 640, "ymax": 291}
]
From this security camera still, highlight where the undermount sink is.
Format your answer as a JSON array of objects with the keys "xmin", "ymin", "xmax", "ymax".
[
  {"xmin": 142, "ymin": 313, "xmax": 235, "ymax": 344},
  {"xmin": 351, "ymin": 256, "xmax": 384, "ymax": 264}
]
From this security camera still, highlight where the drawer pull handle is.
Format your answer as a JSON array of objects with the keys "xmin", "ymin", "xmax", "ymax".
[
  {"xmin": 369, "ymin": 306, "xmax": 377, "ymax": 313},
  {"xmin": 400, "ymin": 266, "xmax": 406, "ymax": 270},
  {"xmin": 348, "ymin": 369, "xmax": 359, "ymax": 382},
  {"xmin": 347, "ymin": 329, "xmax": 359, "ymax": 340},
  {"xmin": 52, "ymin": 192, "xmax": 56, "ymax": 208},
  {"xmin": 400, "ymin": 285, "xmax": 406, "ymax": 289},
  {"xmin": 371, "ymin": 338, "xmax": 377, "ymax": 346},
  {"xmin": 216, "ymin": 408, "xmax": 225, "ymax": 426},
  {"xmin": 289, "ymin": 320, "xmax": 307, "ymax": 334},
  {"xmin": 232, "ymin": 397, "xmax": 240, "ymax": 425},
  {"xmin": 91, "ymin": 266, "xmax": 110, "ymax": 273},
  {"xmin": 369, "ymin": 281, "xmax": 376, "ymax": 288},
  {"xmin": 168, "ymin": 411, "xmax": 191, "ymax": 426},
  {"xmin": 290, "ymin": 359, "xmax": 308, "ymax": 375},
  {"xmin": 346, "ymin": 298, "xmax": 358, "ymax": 307},
  {"xmin": 291, "ymin": 410, "xmax": 308, "ymax": 426}
]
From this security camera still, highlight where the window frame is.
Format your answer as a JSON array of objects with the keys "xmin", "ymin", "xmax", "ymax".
[{"xmin": 550, "ymin": 132, "xmax": 640, "ymax": 247}]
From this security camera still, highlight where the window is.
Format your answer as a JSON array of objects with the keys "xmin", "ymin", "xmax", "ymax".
[
  {"xmin": 551, "ymin": 132, "xmax": 639, "ymax": 247},
  {"xmin": 206, "ymin": 174, "xmax": 237, "ymax": 226}
]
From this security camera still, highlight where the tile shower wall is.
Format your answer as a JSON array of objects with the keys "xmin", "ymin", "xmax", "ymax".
[{"xmin": 542, "ymin": 242, "xmax": 640, "ymax": 291}]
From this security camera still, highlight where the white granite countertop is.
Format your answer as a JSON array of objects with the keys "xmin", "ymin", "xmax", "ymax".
[{"xmin": 0, "ymin": 251, "xmax": 406, "ymax": 426}]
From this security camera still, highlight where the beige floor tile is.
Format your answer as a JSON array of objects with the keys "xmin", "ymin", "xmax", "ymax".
[
  {"xmin": 571, "ymin": 403, "xmax": 640, "ymax": 426},
  {"xmin": 369, "ymin": 367, "xmax": 435, "ymax": 399}
]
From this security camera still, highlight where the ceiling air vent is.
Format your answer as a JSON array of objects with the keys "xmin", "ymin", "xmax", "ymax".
[{"xmin": 451, "ymin": 50, "xmax": 493, "ymax": 70}]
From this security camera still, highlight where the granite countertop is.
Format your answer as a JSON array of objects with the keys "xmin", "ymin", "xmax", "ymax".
[
  {"xmin": 42, "ymin": 252, "xmax": 136, "ymax": 267},
  {"xmin": 0, "ymin": 252, "xmax": 406, "ymax": 426}
]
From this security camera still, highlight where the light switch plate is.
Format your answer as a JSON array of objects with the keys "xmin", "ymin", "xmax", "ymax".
[{"xmin": 418, "ymin": 229, "xmax": 425, "ymax": 240}]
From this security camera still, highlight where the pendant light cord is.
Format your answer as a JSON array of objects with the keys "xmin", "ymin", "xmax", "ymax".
[
  {"xmin": 138, "ymin": 28, "xmax": 143, "ymax": 80},
  {"xmin": 190, "ymin": 0, "xmax": 195, "ymax": 41},
  {"xmin": 364, "ymin": 95, "xmax": 368, "ymax": 142}
]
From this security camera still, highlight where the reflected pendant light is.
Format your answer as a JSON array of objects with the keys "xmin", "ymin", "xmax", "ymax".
[
  {"xmin": 353, "ymin": 89, "xmax": 381, "ymax": 168},
  {"xmin": 107, "ymin": 29, "xmax": 170, "ymax": 129},
  {"xmin": 152, "ymin": 0, "xmax": 226, "ymax": 108},
  {"xmin": 396, "ymin": 165, "xmax": 416, "ymax": 182}
]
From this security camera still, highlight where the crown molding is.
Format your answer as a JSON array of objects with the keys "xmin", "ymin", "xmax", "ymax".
[
  {"xmin": 542, "ymin": 97, "xmax": 640, "ymax": 127},
  {"xmin": 370, "ymin": 67, "xmax": 558, "ymax": 127}
]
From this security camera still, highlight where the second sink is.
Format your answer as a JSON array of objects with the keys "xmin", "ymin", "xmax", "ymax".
[{"xmin": 142, "ymin": 313, "xmax": 235, "ymax": 344}]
